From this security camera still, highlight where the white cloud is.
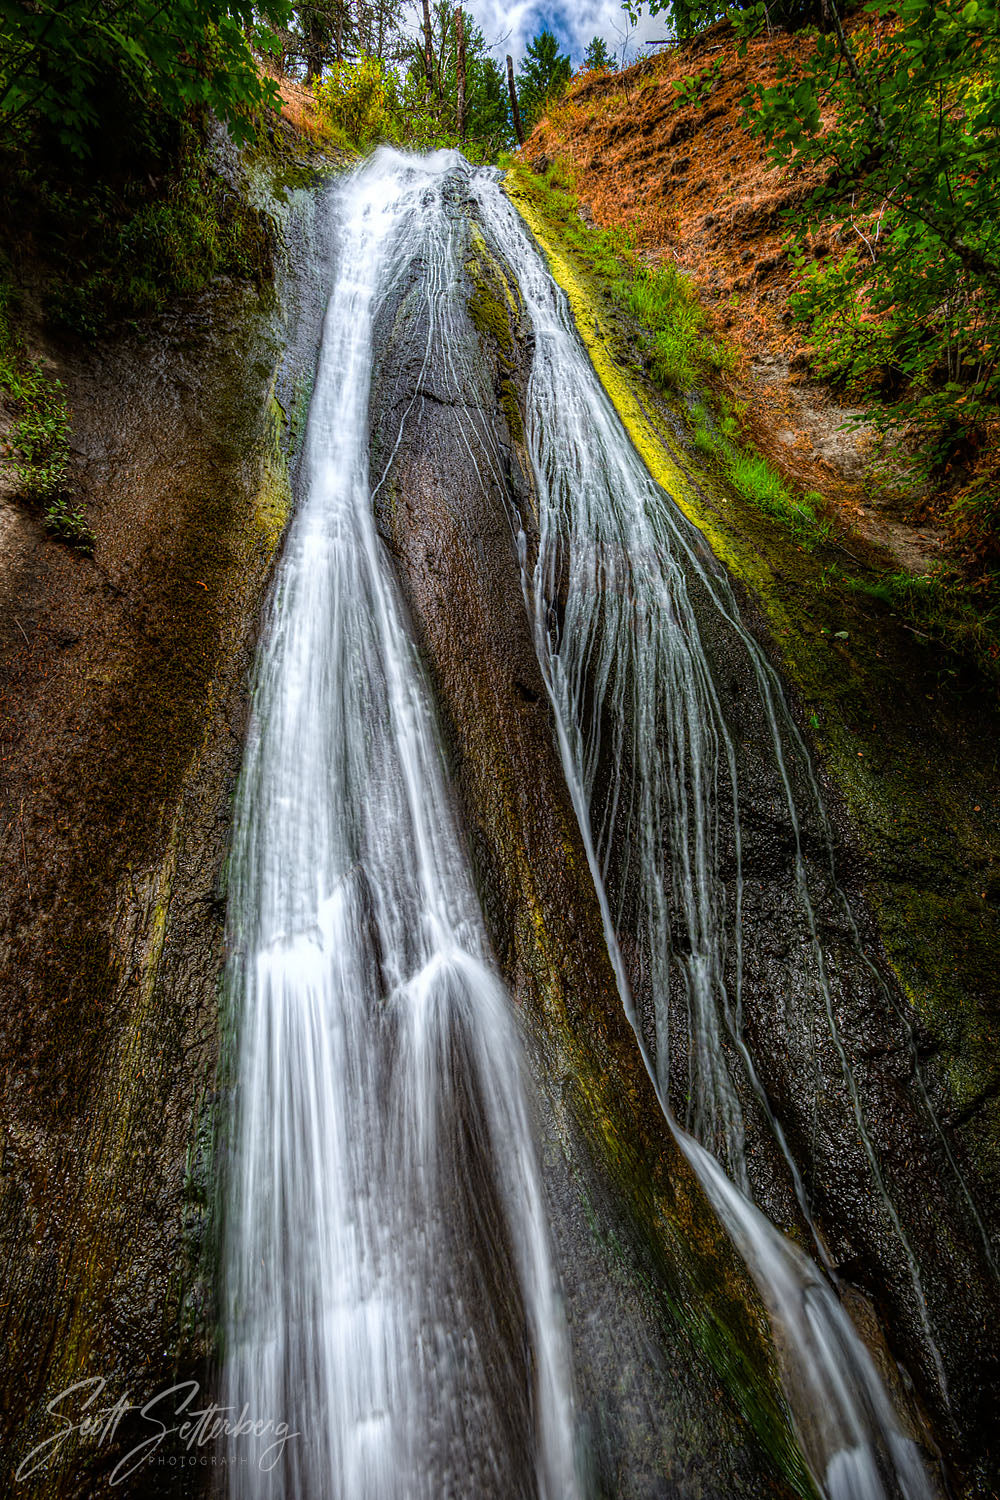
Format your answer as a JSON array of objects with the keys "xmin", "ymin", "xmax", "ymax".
[
  {"xmin": 405, "ymin": 1, "xmax": 670, "ymax": 71},
  {"xmin": 469, "ymin": 2, "xmax": 669, "ymax": 67}
]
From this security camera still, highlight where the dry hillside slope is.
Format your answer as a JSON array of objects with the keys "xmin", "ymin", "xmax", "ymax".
[{"xmin": 521, "ymin": 17, "xmax": 947, "ymax": 575}]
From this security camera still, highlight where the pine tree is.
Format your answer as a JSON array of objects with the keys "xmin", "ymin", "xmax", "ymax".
[
  {"xmin": 583, "ymin": 36, "xmax": 617, "ymax": 72},
  {"xmin": 515, "ymin": 29, "xmax": 571, "ymax": 131}
]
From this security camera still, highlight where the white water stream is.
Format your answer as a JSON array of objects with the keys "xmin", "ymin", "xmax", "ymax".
[
  {"xmin": 220, "ymin": 145, "xmax": 946, "ymax": 1500},
  {"xmin": 221, "ymin": 152, "xmax": 578, "ymax": 1500}
]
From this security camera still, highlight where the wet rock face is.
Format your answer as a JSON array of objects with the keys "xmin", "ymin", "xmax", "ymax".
[
  {"xmin": 599, "ymin": 522, "xmax": 1000, "ymax": 1441},
  {"xmin": 562, "ymin": 405, "xmax": 1000, "ymax": 1483},
  {"xmin": 369, "ymin": 168, "xmax": 999, "ymax": 1493},
  {"xmin": 366, "ymin": 182, "xmax": 811, "ymax": 1500},
  {"xmin": 0, "ymin": 195, "xmax": 327, "ymax": 1493},
  {"xmin": 0, "ymin": 321, "xmax": 255, "ymax": 1497},
  {"xmin": 499, "ymin": 180, "xmax": 1000, "ymax": 1489}
]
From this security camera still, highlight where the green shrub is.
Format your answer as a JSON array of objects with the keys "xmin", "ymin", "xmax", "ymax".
[
  {"xmin": 789, "ymin": 246, "xmax": 895, "ymax": 392},
  {"xmin": 314, "ymin": 57, "xmax": 403, "ymax": 147},
  {"xmin": 45, "ymin": 133, "xmax": 276, "ymax": 336},
  {"xmin": 747, "ymin": 0, "xmax": 1000, "ymax": 477},
  {"xmin": 0, "ymin": 286, "xmax": 92, "ymax": 548}
]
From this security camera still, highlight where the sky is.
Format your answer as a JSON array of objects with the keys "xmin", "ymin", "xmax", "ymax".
[
  {"xmin": 473, "ymin": 2, "xmax": 670, "ymax": 67},
  {"xmin": 406, "ymin": 2, "xmax": 671, "ymax": 71}
]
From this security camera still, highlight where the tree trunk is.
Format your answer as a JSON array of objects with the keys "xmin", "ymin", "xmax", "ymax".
[
  {"xmin": 829, "ymin": 0, "xmax": 886, "ymax": 136},
  {"xmin": 422, "ymin": 0, "xmax": 434, "ymax": 101},
  {"xmin": 303, "ymin": 0, "xmax": 326, "ymax": 84},
  {"xmin": 456, "ymin": 7, "xmax": 466, "ymax": 142},
  {"xmin": 506, "ymin": 55, "xmax": 524, "ymax": 146},
  {"xmin": 305, "ymin": 28, "xmax": 322, "ymax": 84}
]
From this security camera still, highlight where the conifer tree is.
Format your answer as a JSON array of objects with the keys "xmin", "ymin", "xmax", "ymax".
[
  {"xmin": 583, "ymin": 36, "xmax": 617, "ymax": 71},
  {"xmin": 516, "ymin": 29, "xmax": 571, "ymax": 130}
]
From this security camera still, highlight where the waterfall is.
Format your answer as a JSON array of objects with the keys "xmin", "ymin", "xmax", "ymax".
[
  {"xmin": 470, "ymin": 170, "xmax": 937, "ymax": 1500},
  {"xmin": 221, "ymin": 150, "xmax": 578, "ymax": 1500},
  {"xmin": 219, "ymin": 142, "xmax": 949, "ymax": 1500}
]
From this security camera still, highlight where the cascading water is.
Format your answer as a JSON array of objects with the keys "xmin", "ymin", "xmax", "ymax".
[
  {"xmin": 221, "ymin": 151, "xmax": 578, "ymax": 1500},
  {"xmin": 217, "ymin": 140, "xmax": 970, "ymax": 1500},
  {"xmin": 470, "ymin": 171, "xmax": 942, "ymax": 1500}
]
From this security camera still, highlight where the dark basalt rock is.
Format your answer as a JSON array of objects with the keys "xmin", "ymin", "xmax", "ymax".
[
  {"xmin": 0, "ymin": 181, "xmax": 330, "ymax": 1498},
  {"xmin": 366, "ymin": 176, "xmax": 812, "ymax": 1500}
]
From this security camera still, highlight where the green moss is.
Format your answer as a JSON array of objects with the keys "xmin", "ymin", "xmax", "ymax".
[
  {"xmin": 499, "ymin": 377, "xmax": 525, "ymax": 444},
  {"xmin": 256, "ymin": 390, "xmax": 294, "ymax": 555},
  {"xmin": 36, "ymin": 127, "xmax": 281, "ymax": 340},
  {"xmin": 468, "ymin": 282, "xmax": 513, "ymax": 353},
  {"xmin": 466, "ymin": 241, "xmax": 517, "ymax": 360},
  {"xmin": 242, "ymin": 115, "xmax": 349, "ymax": 196},
  {"xmin": 463, "ymin": 226, "xmax": 530, "ymax": 450},
  {"xmin": 289, "ymin": 368, "xmax": 314, "ymax": 453}
]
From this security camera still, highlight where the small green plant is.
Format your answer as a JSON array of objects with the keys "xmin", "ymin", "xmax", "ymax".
[
  {"xmin": 694, "ymin": 421, "xmax": 716, "ymax": 456},
  {"xmin": 846, "ymin": 564, "xmax": 1000, "ymax": 681},
  {"xmin": 0, "ymin": 287, "xmax": 92, "ymax": 549},
  {"xmin": 616, "ymin": 264, "xmax": 707, "ymax": 389},
  {"xmin": 671, "ymin": 59, "xmax": 722, "ymax": 109},
  {"xmin": 722, "ymin": 449, "xmax": 818, "ymax": 538}
]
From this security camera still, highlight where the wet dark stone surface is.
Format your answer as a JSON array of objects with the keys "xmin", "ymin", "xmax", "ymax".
[
  {"xmin": 0, "ymin": 187, "xmax": 330, "ymax": 1497},
  {"xmin": 367, "ymin": 165, "xmax": 1000, "ymax": 1494},
  {"xmin": 367, "ymin": 176, "xmax": 810, "ymax": 1500},
  {"xmin": 2, "ymin": 148, "xmax": 997, "ymax": 1500},
  {"xmin": 511, "ymin": 204, "xmax": 1000, "ymax": 1491}
]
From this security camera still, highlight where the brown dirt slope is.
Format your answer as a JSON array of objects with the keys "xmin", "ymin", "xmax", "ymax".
[{"xmin": 521, "ymin": 19, "xmax": 946, "ymax": 575}]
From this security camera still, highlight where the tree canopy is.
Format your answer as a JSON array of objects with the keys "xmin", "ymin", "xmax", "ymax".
[
  {"xmin": 313, "ymin": 2, "xmax": 512, "ymax": 155},
  {"xmin": 405, "ymin": 1, "xmax": 509, "ymax": 145},
  {"xmin": 276, "ymin": 0, "xmax": 402, "ymax": 83},
  {"xmin": 0, "ymin": 0, "xmax": 289, "ymax": 155}
]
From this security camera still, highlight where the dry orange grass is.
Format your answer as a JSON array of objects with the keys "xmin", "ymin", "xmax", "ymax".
[
  {"xmin": 260, "ymin": 63, "xmax": 330, "ymax": 141},
  {"xmin": 521, "ymin": 17, "xmax": 891, "ymax": 364},
  {"xmin": 518, "ymin": 20, "xmax": 911, "ymax": 533}
]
